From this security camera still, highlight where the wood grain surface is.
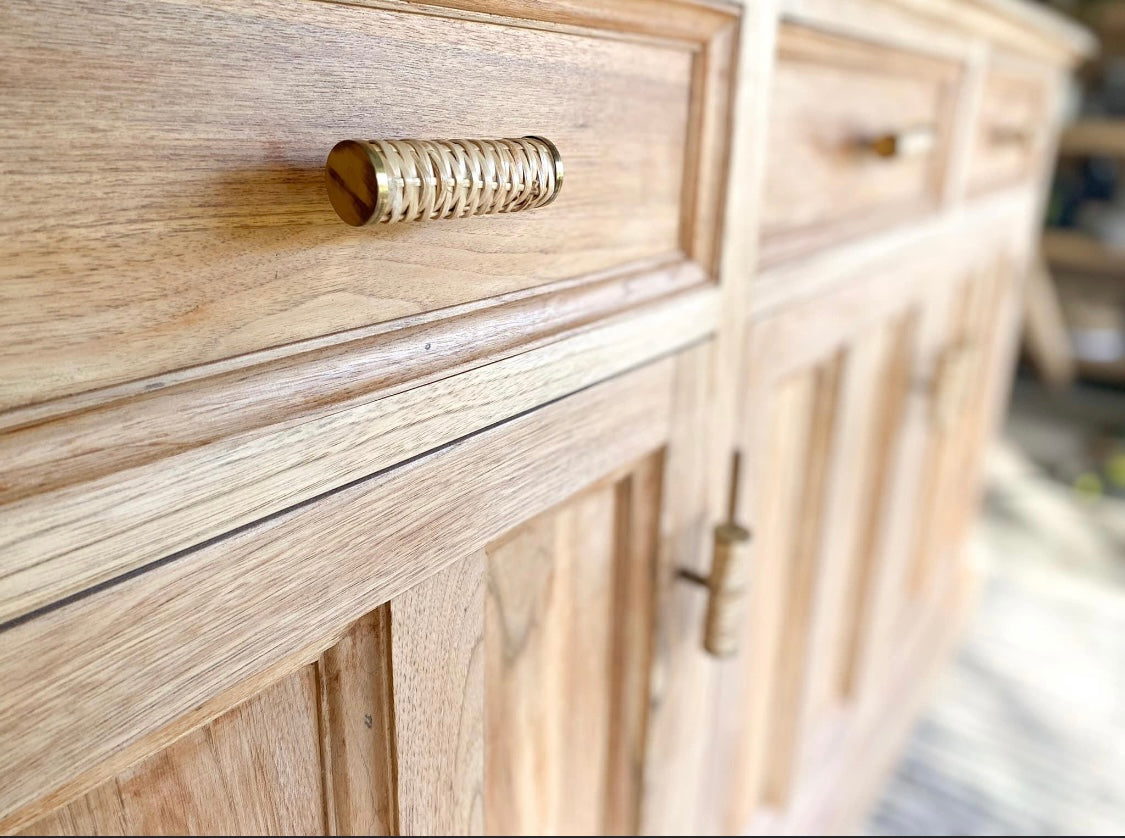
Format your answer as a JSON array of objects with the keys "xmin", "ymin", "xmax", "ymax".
[
  {"xmin": 0, "ymin": 280, "xmax": 716, "ymax": 629},
  {"xmin": 760, "ymin": 23, "xmax": 960, "ymax": 264},
  {"xmin": 0, "ymin": 0, "xmax": 739, "ymax": 410},
  {"xmin": 967, "ymin": 62, "xmax": 1050, "ymax": 194},
  {"xmin": 0, "ymin": 353, "xmax": 680, "ymax": 830},
  {"xmin": 392, "ymin": 557, "xmax": 486, "ymax": 836},
  {"xmin": 19, "ymin": 667, "xmax": 326, "ymax": 835}
]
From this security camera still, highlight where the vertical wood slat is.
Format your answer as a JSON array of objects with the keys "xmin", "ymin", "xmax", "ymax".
[
  {"xmin": 846, "ymin": 281, "xmax": 958, "ymax": 706},
  {"xmin": 839, "ymin": 313, "xmax": 917, "ymax": 698},
  {"xmin": 318, "ymin": 609, "xmax": 399, "ymax": 836},
  {"xmin": 948, "ymin": 260, "xmax": 1012, "ymax": 539},
  {"xmin": 19, "ymin": 668, "xmax": 326, "ymax": 836},
  {"xmin": 605, "ymin": 455, "xmax": 663, "ymax": 835},
  {"xmin": 484, "ymin": 484, "xmax": 618, "ymax": 835},
  {"xmin": 481, "ymin": 449, "xmax": 666, "ymax": 836},
  {"xmin": 391, "ymin": 557, "xmax": 486, "ymax": 837},
  {"xmin": 800, "ymin": 327, "xmax": 895, "ymax": 740},
  {"xmin": 763, "ymin": 353, "xmax": 845, "ymax": 807},
  {"xmin": 718, "ymin": 368, "xmax": 819, "ymax": 831},
  {"xmin": 908, "ymin": 276, "xmax": 977, "ymax": 597},
  {"xmin": 639, "ymin": 343, "xmax": 723, "ymax": 835}
]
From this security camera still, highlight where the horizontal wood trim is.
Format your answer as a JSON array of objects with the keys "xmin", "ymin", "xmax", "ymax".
[
  {"xmin": 779, "ymin": 0, "xmax": 1092, "ymax": 65},
  {"xmin": 751, "ymin": 186, "xmax": 1037, "ymax": 320},
  {"xmin": 360, "ymin": 0, "xmax": 740, "ymax": 45},
  {"xmin": 0, "ymin": 354, "xmax": 681, "ymax": 830},
  {"xmin": 0, "ymin": 279, "xmax": 716, "ymax": 628}
]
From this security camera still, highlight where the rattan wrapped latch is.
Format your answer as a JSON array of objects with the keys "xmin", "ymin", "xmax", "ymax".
[
  {"xmin": 325, "ymin": 136, "xmax": 564, "ymax": 226},
  {"xmin": 678, "ymin": 452, "xmax": 754, "ymax": 658}
]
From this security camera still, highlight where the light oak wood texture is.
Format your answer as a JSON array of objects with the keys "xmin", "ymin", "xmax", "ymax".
[
  {"xmin": 0, "ymin": 343, "xmax": 721, "ymax": 832},
  {"xmin": 751, "ymin": 185, "xmax": 1039, "ymax": 319},
  {"xmin": 485, "ymin": 483, "xmax": 619, "ymax": 834},
  {"xmin": 759, "ymin": 23, "xmax": 960, "ymax": 264},
  {"xmin": 779, "ymin": 0, "xmax": 1094, "ymax": 67},
  {"xmin": 0, "ymin": 283, "xmax": 715, "ymax": 628},
  {"xmin": 636, "ymin": 343, "xmax": 726, "ymax": 835},
  {"xmin": 319, "ymin": 611, "xmax": 398, "ymax": 835},
  {"xmin": 0, "ymin": 0, "xmax": 736, "ymax": 410},
  {"xmin": 20, "ymin": 667, "xmax": 326, "ymax": 836},
  {"xmin": 604, "ymin": 454, "xmax": 664, "ymax": 835},
  {"xmin": 0, "ymin": 0, "xmax": 1089, "ymax": 835},
  {"xmin": 967, "ymin": 62, "xmax": 1050, "ymax": 194},
  {"xmin": 716, "ymin": 201, "xmax": 1036, "ymax": 831},
  {"xmin": 761, "ymin": 354, "xmax": 842, "ymax": 807},
  {"xmin": 749, "ymin": 559, "xmax": 979, "ymax": 835},
  {"xmin": 392, "ymin": 556, "xmax": 486, "ymax": 836}
]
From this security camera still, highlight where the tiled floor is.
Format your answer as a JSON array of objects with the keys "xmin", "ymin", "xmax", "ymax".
[{"xmin": 864, "ymin": 379, "xmax": 1125, "ymax": 836}]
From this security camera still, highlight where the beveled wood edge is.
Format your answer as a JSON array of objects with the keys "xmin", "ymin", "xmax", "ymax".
[
  {"xmin": 0, "ymin": 353, "xmax": 685, "ymax": 831},
  {"xmin": 0, "ymin": 272, "xmax": 717, "ymax": 629},
  {"xmin": 751, "ymin": 184, "xmax": 1039, "ymax": 320},
  {"xmin": 777, "ymin": 0, "xmax": 1093, "ymax": 66},
  {"xmin": 0, "ymin": 257, "xmax": 704, "ymax": 494},
  {"xmin": 344, "ymin": 0, "xmax": 741, "ymax": 47}
]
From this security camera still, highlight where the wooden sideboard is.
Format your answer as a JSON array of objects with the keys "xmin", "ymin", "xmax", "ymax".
[{"xmin": 0, "ymin": 0, "xmax": 1090, "ymax": 834}]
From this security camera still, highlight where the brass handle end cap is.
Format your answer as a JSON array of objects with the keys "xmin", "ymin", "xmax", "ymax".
[{"xmin": 325, "ymin": 139, "xmax": 387, "ymax": 227}]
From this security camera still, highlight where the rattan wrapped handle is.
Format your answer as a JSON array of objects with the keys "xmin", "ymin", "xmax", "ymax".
[
  {"xmin": 325, "ymin": 136, "xmax": 563, "ymax": 226},
  {"xmin": 864, "ymin": 126, "xmax": 937, "ymax": 159},
  {"xmin": 703, "ymin": 523, "xmax": 753, "ymax": 657}
]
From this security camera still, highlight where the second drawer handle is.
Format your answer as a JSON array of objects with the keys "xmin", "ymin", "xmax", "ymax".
[
  {"xmin": 325, "ymin": 136, "xmax": 563, "ymax": 226},
  {"xmin": 989, "ymin": 125, "xmax": 1034, "ymax": 148},
  {"xmin": 864, "ymin": 125, "xmax": 937, "ymax": 159}
]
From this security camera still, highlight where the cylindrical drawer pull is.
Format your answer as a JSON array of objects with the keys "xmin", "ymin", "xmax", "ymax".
[
  {"xmin": 325, "ymin": 136, "xmax": 563, "ymax": 226},
  {"xmin": 703, "ymin": 523, "xmax": 753, "ymax": 657},
  {"xmin": 865, "ymin": 126, "xmax": 937, "ymax": 159},
  {"xmin": 989, "ymin": 125, "xmax": 1034, "ymax": 147}
]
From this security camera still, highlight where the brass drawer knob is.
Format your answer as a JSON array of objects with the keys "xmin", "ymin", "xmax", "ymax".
[
  {"xmin": 325, "ymin": 136, "xmax": 563, "ymax": 226},
  {"xmin": 865, "ymin": 125, "xmax": 937, "ymax": 159}
]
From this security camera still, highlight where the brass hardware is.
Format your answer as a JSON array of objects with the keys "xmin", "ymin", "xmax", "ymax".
[
  {"xmin": 989, "ymin": 125, "xmax": 1034, "ymax": 147},
  {"xmin": 325, "ymin": 136, "xmax": 563, "ymax": 226},
  {"xmin": 865, "ymin": 126, "xmax": 937, "ymax": 159},
  {"xmin": 703, "ymin": 523, "xmax": 753, "ymax": 657},
  {"xmin": 679, "ymin": 451, "xmax": 754, "ymax": 658}
]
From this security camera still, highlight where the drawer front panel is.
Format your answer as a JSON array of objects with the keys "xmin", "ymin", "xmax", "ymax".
[
  {"xmin": 968, "ymin": 65, "xmax": 1050, "ymax": 193},
  {"xmin": 0, "ymin": 0, "xmax": 732, "ymax": 410},
  {"xmin": 760, "ymin": 24, "xmax": 960, "ymax": 264}
]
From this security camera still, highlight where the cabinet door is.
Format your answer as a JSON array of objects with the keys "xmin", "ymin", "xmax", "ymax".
[
  {"xmin": 0, "ymin": 345, "xmax": 718, "ymax": 836},
  {"xmin": 712, "ymin": 218, "xmax": 1027, "ymax": 834}
]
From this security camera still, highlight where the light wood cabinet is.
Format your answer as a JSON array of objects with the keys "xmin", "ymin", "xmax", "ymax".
[
  {"xmin": 1, "ymin": 347, "xmax": 721, "ymax": 835},
  {"xmin": 0, "ymin": 0, "xmax": 1090, "ymax": 835},
  {"xmin": 713, "ymin": 211, "xmax": 1033, "ymax": 833}
]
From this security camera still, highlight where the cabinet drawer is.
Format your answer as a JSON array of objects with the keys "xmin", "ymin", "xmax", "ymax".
[
  {"xmin": 967, "ymin": 65, "xmax": 1049, "ymax": 193},
  {"xmin": 0, "ymin": 0, "xmax": 734, "ymax": 410},
  {"xmin": 760, "ymin": 25, "xmax": 961, "ymax": 265}
]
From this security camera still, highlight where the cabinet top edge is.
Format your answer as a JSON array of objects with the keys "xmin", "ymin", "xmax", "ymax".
[{"xmin": 770, "ymin": 0, "xmax": 1095, "ymax": 64}]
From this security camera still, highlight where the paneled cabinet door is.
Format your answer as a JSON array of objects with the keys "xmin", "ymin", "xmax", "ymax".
[
  {"xmin": 709, "ymin": 220, "xmax": 1026, "ymax": 834},
  {"xmin": 1, "ymin": 344, "xmax": 719, "ymax": 837}
]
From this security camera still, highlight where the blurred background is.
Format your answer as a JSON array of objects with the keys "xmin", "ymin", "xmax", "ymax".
[{"xmin": 865, "ymin": 1, "xmax": 1125, "ymax": 833}]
